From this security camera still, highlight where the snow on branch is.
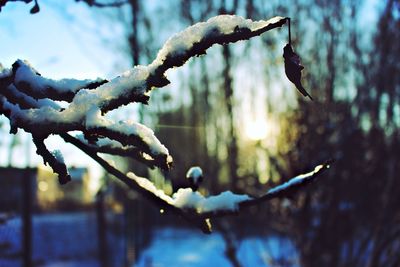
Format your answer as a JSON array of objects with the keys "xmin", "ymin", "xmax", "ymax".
[
  {"xmin": 75, "ymin": 135, "xmax": 170, "ymax": 170},
  {"xmin": 12, "ymin": 60, "xmax": 107, "ymax": 102},
  {"xmin": 0, "ymin": 15, "xmax": 330, "ymax": 233},
  {"xmin": 149, "ymin": 15, "xmax": 288, "ymax": 82},
  {"xmin": 0, "ymin": 15, "xmax": 288, "ymax": 180},
  {"xmin": 111, "ymin": 156, "xmax": 331, "ymax": 233},
  {"xmin": 33, "ymin": 137, "xmax": 71, "ymax": 184},
  {"xmin": 64, "ymin": 132, "xmax": 332, "ymax": 234}
]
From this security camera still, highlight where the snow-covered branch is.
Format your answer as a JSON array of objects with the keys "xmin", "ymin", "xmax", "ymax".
[
  {"xmin": 12, "ymin": 60, "xmax": 107, "ymax": 102},
  {"xmin": 0, "ymin": 15, "xmax": 330, "ymax": 232},
  {"xmin": 69, "ymin": 135, "xmax": 332, "ymax": 233},
  {"xmin": 65, "ymin": 133, "xmax": 332, "ymax": 233},
  {"xmin": 75, "ymin": 135, "xmax": 165, "ymax": 170},
  {"xmin": 126, "ymin": 161, "xmax": 331, "ymax": 233},
  {"xmin": 33, "ymin": 137, "xmax": 71, "ymax": 184},
  {"xmin": 0, "ymin": 15, "xmax": 288, "ymax": 178}
]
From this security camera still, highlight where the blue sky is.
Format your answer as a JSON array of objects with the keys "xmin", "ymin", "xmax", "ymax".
[
  {"xmin": 0, "ymin": 0, "xmax": 129, "ymax": 78},
  {"xmin": 0, "ymin": 0, "xmax": 131, "ymax": 190}
]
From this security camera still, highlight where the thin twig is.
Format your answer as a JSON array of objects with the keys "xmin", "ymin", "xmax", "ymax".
[{"xmin": 288, "ymin": 17, "xmax": 291, "ymax": 45}]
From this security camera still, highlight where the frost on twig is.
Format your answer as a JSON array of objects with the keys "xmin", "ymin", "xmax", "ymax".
[{"xmin": 0, "ymin": 15, "xmax": 330, "ymax": 232}]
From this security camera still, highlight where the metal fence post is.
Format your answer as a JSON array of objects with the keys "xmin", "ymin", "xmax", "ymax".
[{"xmin": 22, "ymin": 169, "xmax": 32, "ymax": 267}]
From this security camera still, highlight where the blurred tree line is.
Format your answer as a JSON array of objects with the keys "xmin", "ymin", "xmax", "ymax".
[{"xmin": 109, "ymin": 0, "xmax": 400, "ymax": 266}]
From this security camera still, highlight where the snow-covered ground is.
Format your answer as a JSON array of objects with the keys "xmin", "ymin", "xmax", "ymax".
[
  {"xmin": 1, "ymin": 213, "xmax": 299, "ymax": 267},
  {"xmin": 0, "ymin": 212, "xmax": 124, "ymax": 267},
  {"xmin": 135, "ymin": 228, "xmax": 300, "ymax": 267}
]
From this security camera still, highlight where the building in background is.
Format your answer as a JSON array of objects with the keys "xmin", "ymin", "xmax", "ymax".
[
  {"xmin": 0, "ymin": 166, "xmax": 92, "ymax": 212},
  {"xmin": 0, "ymin": 167, "xmax": 37, "ymax": 212},
  {"xmin": 37, "ymin": 166, "xmax": 92, "ymax": 211}
]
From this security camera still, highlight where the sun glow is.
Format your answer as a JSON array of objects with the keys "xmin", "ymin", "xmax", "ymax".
[{"xmin": 244, "ymin": 117, "xmax": 269, "ymax": 141}]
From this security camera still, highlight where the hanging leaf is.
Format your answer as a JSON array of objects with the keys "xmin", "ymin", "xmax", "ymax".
[{"xmin": 283, "ymin": 43, "xmax": 313, "ymax": 100}]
